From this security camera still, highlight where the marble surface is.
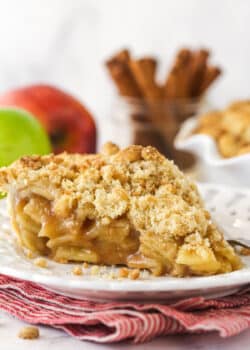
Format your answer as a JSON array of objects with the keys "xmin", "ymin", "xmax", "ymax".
[{"xmin": 1, "ymin": 311, "xmax": 250, "ymax": 350}]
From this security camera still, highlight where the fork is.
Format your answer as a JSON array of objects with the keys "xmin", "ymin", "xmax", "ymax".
[{"xmin": 212, "ymin": 212, "xmax": 250, "ymax": 249}]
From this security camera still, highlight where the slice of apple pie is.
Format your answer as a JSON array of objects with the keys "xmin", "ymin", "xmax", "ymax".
[{"xmin": 0, "ymin": 142, "xmax": 241, "ymax": 276}]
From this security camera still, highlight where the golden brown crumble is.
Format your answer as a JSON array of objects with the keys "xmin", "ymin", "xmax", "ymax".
[
  {"xmin": 72, "ymin": 266, "xmax": 83, "ymax": 276},
  {"xmin": 101, "ymin": 142, "xmax": 120, "ymax": 156},
  {"xmin": 118, "ymin": 267, "xmax": 129, "ymax": 278},
  {"xmin": 0, "ymin": 144, "xmax": 205, "ymax": 237},
  {"xmin": 34, "ymin": 258, "xmax": 48, "ymax": 268},
  {"xmin": 129, "ymin": 269, "xmax": 140, "ymax": 280},
  {"xmin": 0, "ymin": 143, "xmax": 242, "ymax": 276},
  {"xmin": 18, "ymin": 326, "xmax": 40, "ymax": 340}
]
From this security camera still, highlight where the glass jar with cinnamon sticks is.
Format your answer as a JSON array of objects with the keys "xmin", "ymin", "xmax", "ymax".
[{"xmin": 106, "ymin": 48, "xmax": 221, "ymax": 169}]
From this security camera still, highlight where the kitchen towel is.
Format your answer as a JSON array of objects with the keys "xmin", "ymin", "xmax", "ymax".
[{"xmin": 0, "ymin": 274, "xmax": 250, "ymax": 343}]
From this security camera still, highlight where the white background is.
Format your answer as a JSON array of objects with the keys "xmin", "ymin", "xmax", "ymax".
[{"xmin": 0, "ymin": 0, "xmax": 249, "ymax": 146}]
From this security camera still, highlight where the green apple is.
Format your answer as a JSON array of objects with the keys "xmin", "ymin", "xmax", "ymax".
[{"xmin": 0, "ymin": 108, "xmax": 51, "ymax": 167}]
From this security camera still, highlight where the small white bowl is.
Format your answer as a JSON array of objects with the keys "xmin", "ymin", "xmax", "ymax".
[{"xmin": 175, "ymin": 117, "xmax": 250, "ymax": 187}]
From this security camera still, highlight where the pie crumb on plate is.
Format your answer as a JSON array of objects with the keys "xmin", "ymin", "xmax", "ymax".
[{"xmin": 18, "ymin": 326, "xmax": 40, "ymax": 340}]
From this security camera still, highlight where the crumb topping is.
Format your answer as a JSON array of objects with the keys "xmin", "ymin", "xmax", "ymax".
[
  {"xmin": 0, "ymin": 144, "xmax": 204, "ymax": 239},
  {"xmin": 18, "ymin": 326, "xmax": 40, "ymax": 340},
  {"xmin": 34, "ymin": 257, "xmax": 47, "ymax": 268},
  {"xmin": 72, "ymin": 266, "xmax": 83, "ymax": 276},
  {"xmin": 128, "ymin": 269, "xmax": 140, "ymax": 280}
]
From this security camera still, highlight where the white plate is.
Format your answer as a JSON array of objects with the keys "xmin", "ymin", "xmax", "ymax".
[
  {"xmin": 0, "ymin": 183, "xmax": 250, "ymax": 302},
  {"xmin": 175, "ymin": 117, "xmax": 250, "ymax": 187}
]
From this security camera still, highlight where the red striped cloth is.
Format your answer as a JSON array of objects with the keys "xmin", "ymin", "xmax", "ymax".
[{"xmin": 0, "ymin": 274, "xmax": 250, "ymax": 343}]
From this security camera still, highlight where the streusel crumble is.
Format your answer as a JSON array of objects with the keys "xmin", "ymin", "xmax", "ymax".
[
  {"xmin": 18, "ymin": 326, "xmax": 40, "ymax": 340},
  {"xmin": 0, "ymin": 142, "xmax": 241, "ymax": 276}
]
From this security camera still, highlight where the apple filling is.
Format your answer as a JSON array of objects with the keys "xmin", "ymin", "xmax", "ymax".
[
  {"xmin": 10, "ymin": 192, "xmax": 179, "ymax": 275},
  {"xmin": 9, "ymin": 192, "xmax": 191, "ymax": 275},
  {"xmin": 10, "ymin": 193, "xmax": 141, "ymax": 266},
  {"xmin": 8, "ymin": 191, "xmax": 241, "ymax": 277}
]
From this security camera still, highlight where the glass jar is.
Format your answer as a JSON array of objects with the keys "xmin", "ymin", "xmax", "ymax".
[{"xmin": 106, "ymin": 97, "xmax": 205, "ymax": 170}]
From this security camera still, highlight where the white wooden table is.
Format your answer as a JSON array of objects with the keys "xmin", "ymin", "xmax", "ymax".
[{"xmin": 1, "ymin": 311, "xmax": 249, "ymax": 350}]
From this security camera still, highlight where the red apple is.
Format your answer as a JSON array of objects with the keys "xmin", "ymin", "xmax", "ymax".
[{"xmin": 0, "ymin": 84, "xmax": 96, "ymax": 154}]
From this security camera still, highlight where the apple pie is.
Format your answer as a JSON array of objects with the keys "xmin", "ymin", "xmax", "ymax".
[{"xmin": 0, "ymin": 142, "xmax": 241, "ymax": 276}]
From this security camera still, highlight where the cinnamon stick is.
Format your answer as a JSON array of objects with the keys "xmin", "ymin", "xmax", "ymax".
[
  {"xmin": 165, "ymin": 48, "xmax": 192, "ymax": 98},
  {"xmin": 175, "ymin": 48, "xmax": 193, "ymax": 98},
  {"xmin": 199, "ymin": 66, "xmax": 222, "ymax": 95},
  {"xmin": 106, "ymin": 50, "xmax": 142, "ymax": 98},
  {"xmin": 129, "ymin": 58, "xmax": 163, "ymax": 101},
  {"xmin": 115, "ymin": 49, "xmax": 130, "ymax": 63},
  {"xmin": 136, "ymin": 57, "xmax": 157, "ymax": 82},
  {"xmin": 189, "ymin": 49, "xmax": 209, "ymax": 97}
]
